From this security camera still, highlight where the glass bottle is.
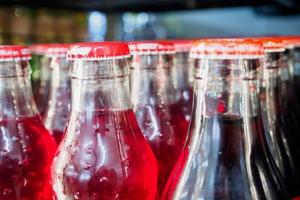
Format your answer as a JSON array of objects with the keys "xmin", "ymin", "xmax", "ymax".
[
  {"xmin": 278, "ymin": 37, "xmax": 300, "ymax": 168},
  {"xmin": 172, "ymin": 40, "xmax": 194, "ymax": 134},
  {"xmin": 162, "ymin": 39, "xmax": 289, "ymax": 200},
  {"xmin": 43, "ymin": 44, "xmax": 71, "ymax": 144},
  {"xmin": 0, "ymin": 45, "xmax": 57, "ymax": 200},
  {"xmin": 29, "ymin": 44, "xmax": 51, "ymax": 117},
  {"xmin": 52, "ymin": 42, "xmax": 157, "ymax": 200},
  {"xmin": 129, "ymin": 41, "xmax": 188, "ymax": 197},
  {"xmin": 292, "ymin": 43, "xmax": 300, "ymax": 103},
  {"xmin": 257, "ymin": 37, "xmax": 300, "ymax": 198}
]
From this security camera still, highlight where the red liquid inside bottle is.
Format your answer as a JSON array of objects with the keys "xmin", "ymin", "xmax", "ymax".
[
  {"xmin": 129, "ymin": 41, "xmax": 188, "ymax": 197},
  {"xmin": 54, "ymin": 109, "xmax": 156, "ymax": 200},
  {"xmin": 134, "ymin": 103, "xmax": 187, "ymax": 196},
  {"xmin": 0, "ymin": 45, "xmax": 57, "ymax": 200},
  {"xmin": 52, "ymin": 42, "xmax": 158, "ymax": 200},
  {"xmin": 0, "ymin": 115, "xmax": 57, "ymax": 200}
]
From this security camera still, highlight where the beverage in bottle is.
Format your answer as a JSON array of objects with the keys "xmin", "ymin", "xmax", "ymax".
[
  {"xmin": 278, "ymin": 37, "xmax": 300, "ymax": 168},
  {"xmin": 0, "ymin": 45, "xmax": 57, "ymax": 200},
  {"xmin": 292, "ymin": 39, "xmax": 300, "ymax": 103},
  {"xmin": 257, "ymin": 37, "xmax": 300, "ymax": 198},
  {"xmin": 172, "ymin": 40, "xmax": 194, "ymax": 135},
  {"xmin": 29, "ymin": 44, "xmax": 51, "ymax": 116},
  {"xmin": 129, "ymin": 41, "xmax": 188, "ymax": 197},
  {"xmin": 43, "ymin": 44, "xmax": 71, "ymax": 144},
  {"xmin": 162, "ymin": 39, "xmax": 289, "ymax": 200},
  {"xmin": 51, "ymin": 42, "xmax": 157, "ymax": 200}
]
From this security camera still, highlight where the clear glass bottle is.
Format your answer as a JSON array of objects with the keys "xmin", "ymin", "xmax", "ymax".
[
  {"xmin": 129, "ymin": 41, "xmax": 188, "ymax": 197},
  {"xmin": 162, "ymin": 39, "xmax": 289, "ymax": 200},
  {"xmin": 257, "ymin": 37, "xmax": 300, "ymax": 198},
  {"xmin": 52, "ymin": 42, "xmax": 157, "ymax": 200},
  {"xmin": 29, "ymin": 44, "xmax": 51, "ymax": 117},
  {"xmin": 292, "ymin": 42, "xmax": 300, "ymax": 103},
  {"xmin": 279, "ymin": 37, "xmax": 300, "ymax": 172},
  {"xmin": 43, "ymin": 44, "xmax": 71, "ymax": 144},
  {"xmin": 172, "ymin": 40, "xmax": 194, "ymax": 135},
  {"xmin": 0, "ymin": 45, "xmax": 57, "ymax": 200}
]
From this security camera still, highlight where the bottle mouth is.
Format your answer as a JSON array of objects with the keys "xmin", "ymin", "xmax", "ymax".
[
  {"xmin": 131, "ymin": 54, "xmax": 174, "ymax": 70},
  {"xmin": 0, "ymin": 60, "xmax": 30, "ymax": 77},
  {"xmin": 264, "ymin": 52, "xmax": 284, "ymax": 69},
  {"xmin": 194, "ymin": 58, "xmax": 261, "ymax": 80},
  {"xmin": 70, "ymin": 59, "xmax": 130, "ymax": 80}
]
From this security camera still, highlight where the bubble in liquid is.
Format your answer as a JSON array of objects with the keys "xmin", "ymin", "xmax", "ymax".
[
  {"xmin": 2, "ymin": 188, "xmax": 12, "ymax": 195},
  {"xmin": 74, "ymin": 192, "xmax": 81, "ymax": 199},
  {"xmin": 24, "ymin": 147, "xmax": 32, "ymax": 153},
  {"xmin": 91, "ymin": 192, "xmax": 100, "ymax": 200},
  {"xmin": 99, "ymin": 176, "xmax": 109, "ymax": 184}
]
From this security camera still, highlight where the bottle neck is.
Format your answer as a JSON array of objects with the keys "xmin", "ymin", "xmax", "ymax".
[
  {"xmin": 40, "ymin": 56, "xmax": 51, "ymax": 82},
  {"xmin": 49, "ymin": 57, "xmax": 71, "ymax": 93},
  {"xmin": 130, "ymin": 54, "xmax": 177, "ymax": 106},
  {"xmin": 193, "ymin": 59, "xmax": 261, "ymax": 118},
  {"xmin": 293, "ymin": 47, "xmax": 300, "ymax": 77},
  {"xmin": 260, "ymin": 53, "xmax": 282, "ymax": 125},
  {"xmin": 173, "ymin": 52, "xmax": 193, "ymax": 90},
  {"xmin": 280, "ymin": 50, "xmax": 291, "ymax": 82},
  {"xmin": 71, "ymin": 59, "xmax": 132, "ymax": 112},
  {"xmin": 0, "ymin": 61, "xmax": 38, "ymax": 118}
]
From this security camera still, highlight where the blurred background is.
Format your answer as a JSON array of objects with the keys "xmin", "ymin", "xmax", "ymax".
[{"xmin": 0, "ymin": 0, "xmax": 299, "ymax": 44}]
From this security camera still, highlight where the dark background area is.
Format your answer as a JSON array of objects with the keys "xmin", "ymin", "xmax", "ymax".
[{"xmin": 0, "ymin": 0, "xmax": 299, "ymax": 44}]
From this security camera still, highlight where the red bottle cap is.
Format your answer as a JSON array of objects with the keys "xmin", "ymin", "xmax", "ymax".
[
  {"xmin": 172, "ymin": 40, "xmax": 193, "ymax": 53},
  {"xmin": 67, "ymin": 42, "xmax": 130, "ymax": 60},
  {"xmin": 128, "ymin": 40, "xmax": 175, "ymax": 55},
  {"xmin": 190, "ymin": 39, "xmax": 265, "ymax": 59},
  {"xmin": 29, "ymin": 44, "xmax": 49, "ymax": 55},
  {"xmin": 0, "ymin": 45, "xmax": 31, "ymax": 61},
  {"xmin": 279, "ymin": 36, "xmax": 300, "ymax": 49},
  {"xmin": 46, "ymin": 44, "xmax": 71, "ymax": 58},
  {"xmin": 255, "ymin": 37, "xmax": 285, "ymax": 53}
]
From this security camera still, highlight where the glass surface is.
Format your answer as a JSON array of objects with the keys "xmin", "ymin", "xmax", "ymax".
[
  {"xmin": 162, "ymin": 59, "xmax": 289, "ymax": 200},
  {"xmin": 0, "ymin": 60, "xmax": 57, "ymax": 200},
  {"xmin": 131, "ymin": 54, "xmax": 188, "ymax": 197},
  {"xmin": 52, "ymin": 58, "xmax": 158, "ymax": 200}
]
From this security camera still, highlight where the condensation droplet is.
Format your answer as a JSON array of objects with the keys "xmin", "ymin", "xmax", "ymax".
[
  {"xmin": 145, "ymin": 121, "xmax": 152, "ymax": 128},
  {"xmin": 121, "ymin": 159, "xmax": 130, "ymax": 167},
  {"xmin": 85, "ymin": 146, "xmax": 93, "ymax": 154},
  {"xmin": 124, "ymin": 145, "xmax": 130, "ymax": 151},
  {"xmin": 0, "ymin": 149, "xmax": 8, "ymax": 157},
  {"xmin": 84, "ymin": 163, "xmax": 92, "ymax": 170}
]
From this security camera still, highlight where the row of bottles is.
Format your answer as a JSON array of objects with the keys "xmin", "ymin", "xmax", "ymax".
[{"xmin": 0, "ymin": 36, "xmax": 300, "ymax": 200}]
